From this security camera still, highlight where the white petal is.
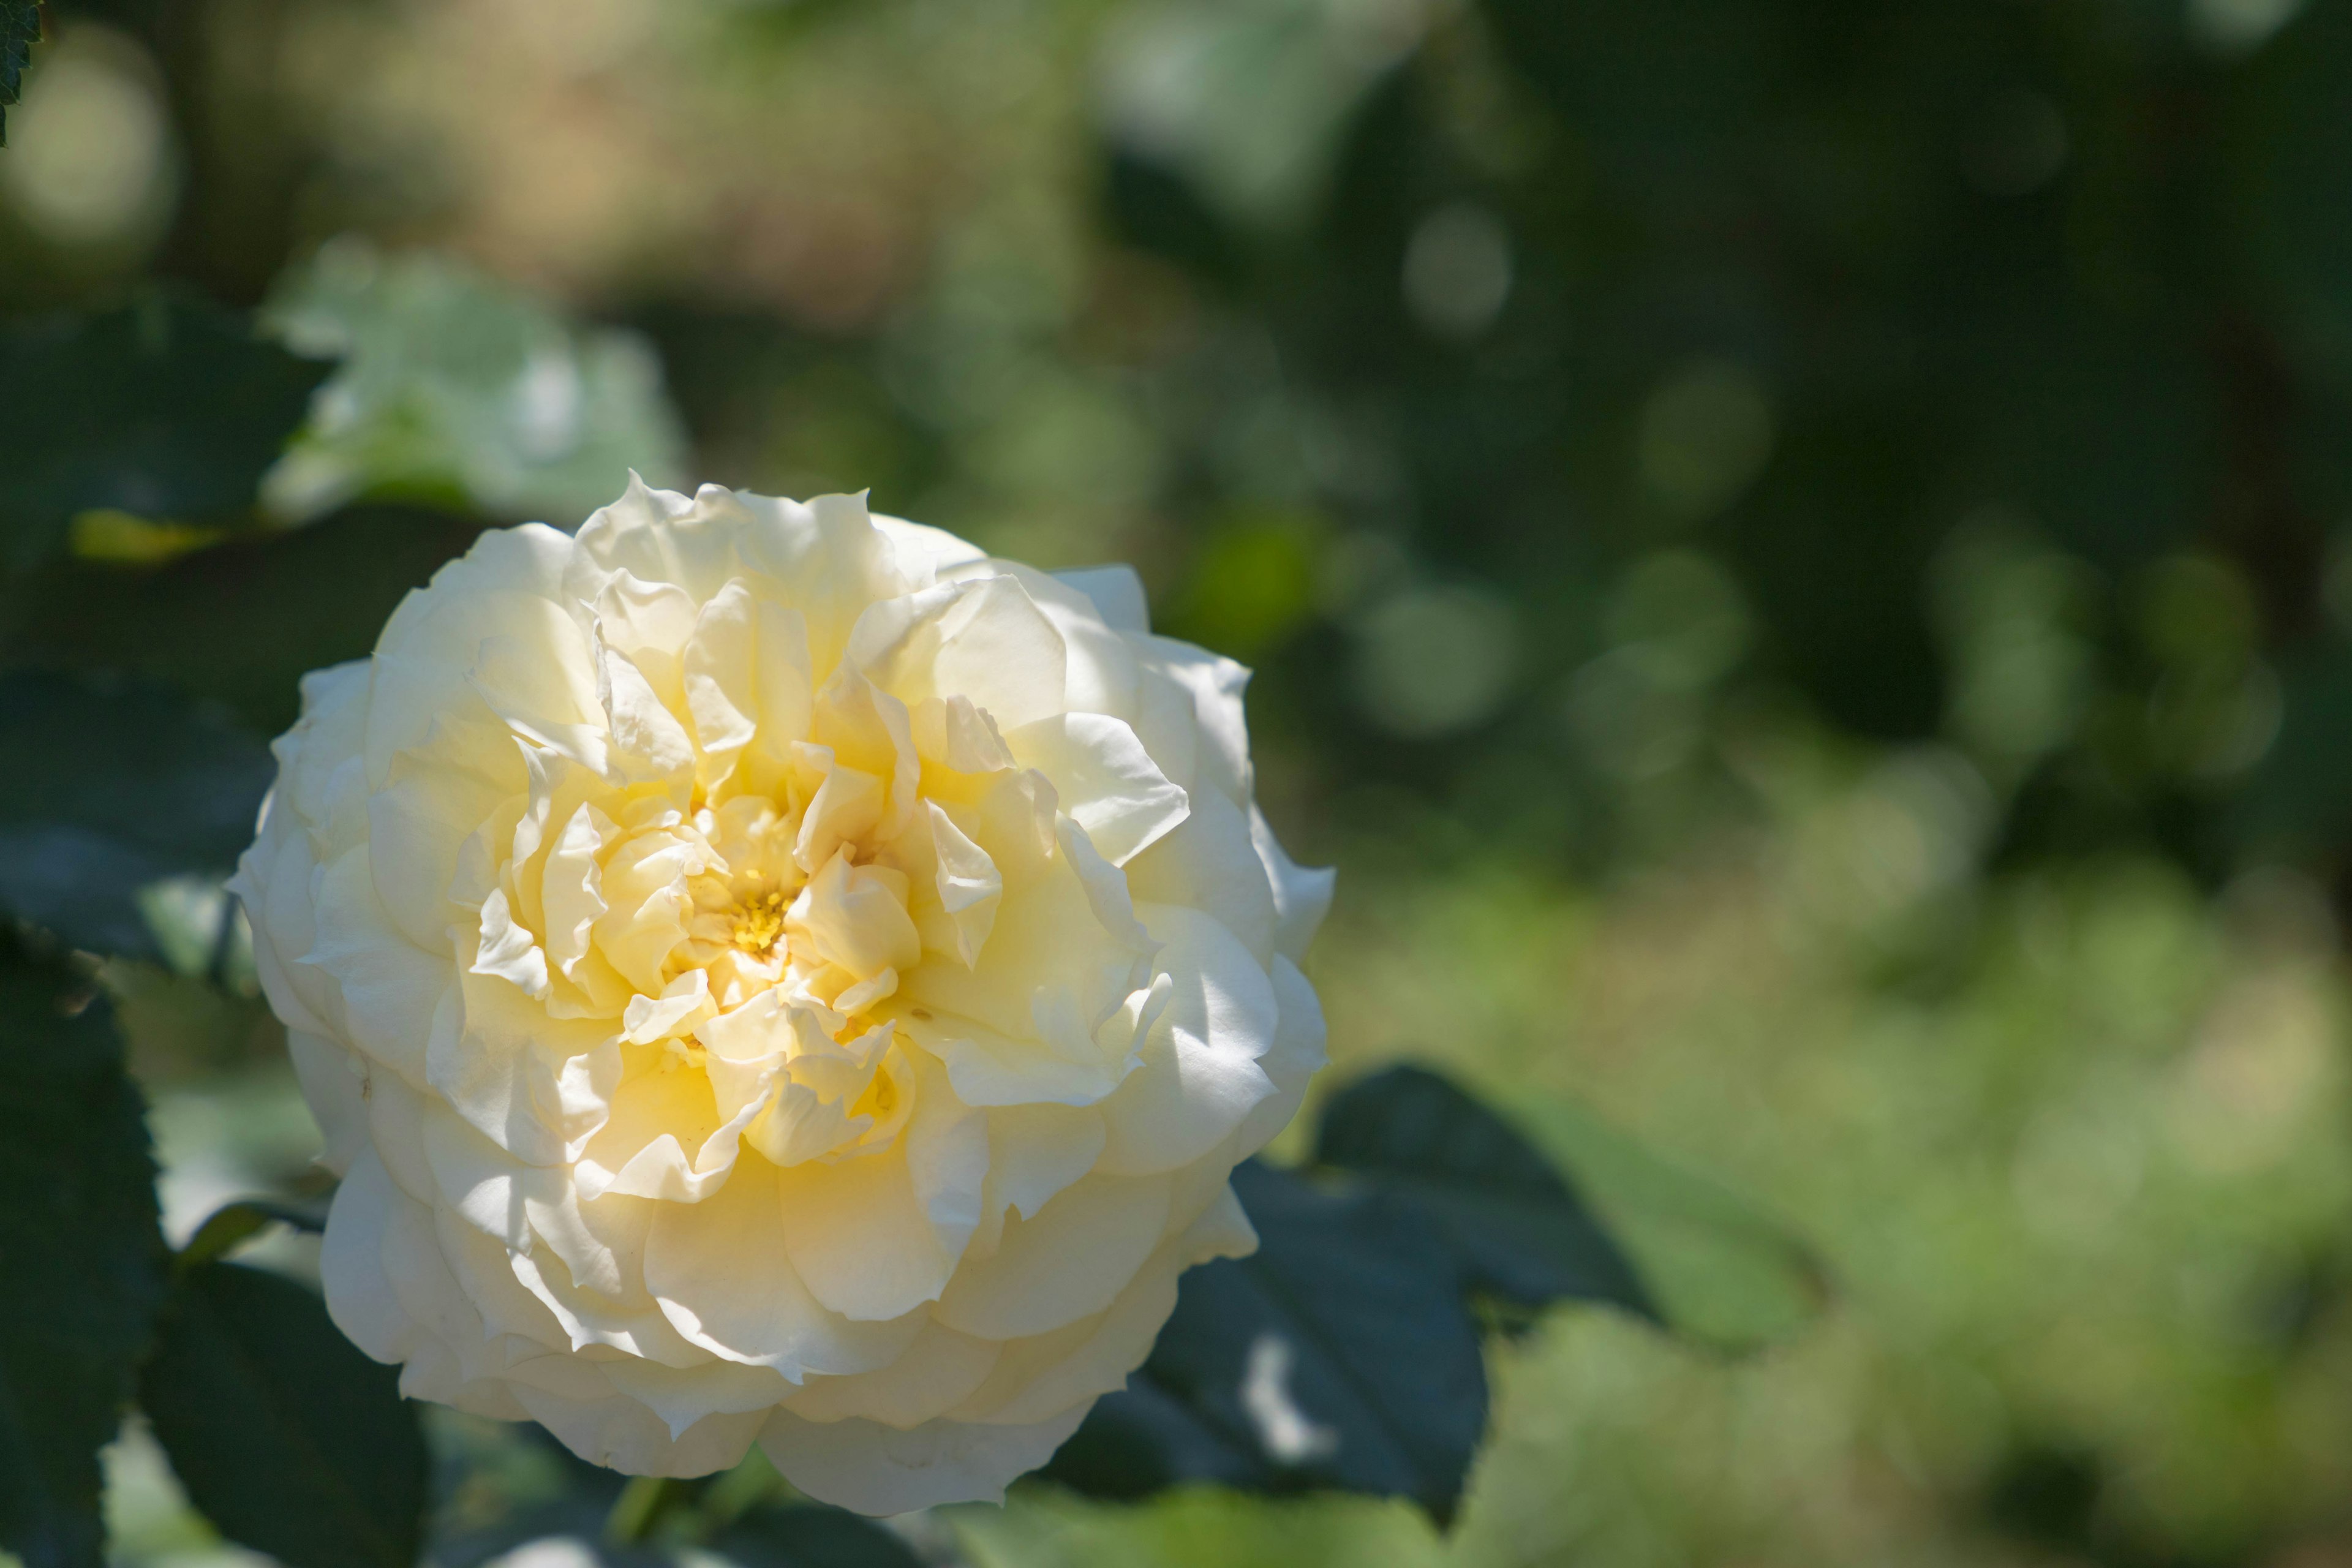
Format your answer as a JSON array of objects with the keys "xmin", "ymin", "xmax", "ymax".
[
  {"xmin": 757, "ymin": 1404, "xmax": 1090, "ymax": 1515},
  {"xmin": 1003, "ymin": 713, "xmax": 1188, "ymax": 867},
  {"xmin": 1095, "ymin": 904, "xmax": 1279, "ymax": 1175},
  {"xmin": 1051, "ymin": 564, "xmax": 1150, "ymax": 633},
  {"xmin": 1250, "ymin": 802, "xmax": 1335, "ymax": 965},
  {"xmin": 778, "ymin": 1063, "xmax": 985, "ymax": 1321},
  {"xmin": 780, "ymin": 1317, "xmax": 1001, "ymax": 1428},
  {"xmin": 934, "ymin": 1172, "xmax": 1172, "ymax": 1340},
  {"xmin": 644, "ymin": 1156, "xmax": 925, "ymax": 1379}
]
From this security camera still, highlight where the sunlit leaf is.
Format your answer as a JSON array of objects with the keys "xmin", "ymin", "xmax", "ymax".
[
  {"xmin": 0, "ymin": 297, "xmax": 332, "ymax": 570},
  {"xmin": 138, "ymin": 1262, "xmax": 428, "ymax": 1568},
  {"xmin": 262, "ymin": 239, "xmax": 689, "ymax": 526},
  {"xmin": 175, "ymin": 1197, "xmax": 328, "ymax": 1274},
  {"xmin": 0, "ymin": 943, "xmax": 168, "ymax": 1568},
  {"xmin": 1514, "ymin": 1093, "xmax": 1827, "ymax": 1351}
]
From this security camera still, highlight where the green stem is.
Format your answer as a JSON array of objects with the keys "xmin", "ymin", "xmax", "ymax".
[{"xmin": 603, "ymin": 1474, "xmax": 684, "ymax": 1546}]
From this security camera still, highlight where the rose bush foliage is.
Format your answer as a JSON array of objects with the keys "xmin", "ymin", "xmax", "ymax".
[{"xmin": 232, "ymin": 479, "xmax": 1332, "ymax": 1514}]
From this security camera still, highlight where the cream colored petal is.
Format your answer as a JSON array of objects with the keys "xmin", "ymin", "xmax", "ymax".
[
  {"xmin": 845, "ymin": 575, "xmax": 1069, "ymax": 735},
  {"xmin": 1250, "ymin": 802, "xmax": 1335, "ymax": 965},
  {"xmin": 1123, "ymin": 783, "xmax": 1278, "ymax": 965},
  {"xmin": 516, "ymin": 1382, "xmax": 767, "ymax": 1480},
  {"xmin": 778, "ymin": 1063, "xmax": 985, "ymax": 1322},
  {"xmin": 286, "ymin": 1028, "xmax": 368, "ymax": 1177},
  {"xmin": 952, "ymin": 1184, "xmax": 1255, "ymax": 1428},
  {"xmin": 810, "ymin": 670, "xmax": 922, "ymax": 843},
  {"xmin": 935, "ymin": 1171, "xmax": 1172, "ymax": 1341},
  {"xmin": 1235, "ymin": 954, "xmax": 1327, "ymax": 1157},
  {"xmin": 366, "ymin": 740, "xmax": 513, "ymax": 951},
  {"xmin": 643, "ymin": 1155, "xmax": 925, "ymax": 1379},
  {"xmin": 470, "ymin": 886, "xmax": 551, "ymax": 1000},
  {"xmin": 573, "ymin": 1053, "xmax": 760, "ymax": 1202},
  {"xmin": 1135, "ymin": 633, "xmax": 1251, "ymax": 804},
  {"xmin": 895, "ymin": 1006, "xmax": 1126, "ymax": 1110},
  {"xmin": 299, "ymin": 845, "xmax": 450, "ymax": 1089},
  {"xmin": 756, "ymin": 1403, "xmax": 1090, "ymax": 1515},
  {"xmin": 597, "ymin": 635, "xmax": 698, "ymax": 783},
  {"xmin": 597, "ymin": 1357, "xmax": 795, "ymax": 1442},
  {"xmin": 319, "ymin": 1148, "xmax": 423, "ymax": 1368},
  {"xmin": 1095, "ymin": 904, "xmax": 1280, "ymax": 1176},
  {"xmin": 780, "ymin": 1316, "xmax": 1001, "ymax": 1429},
  {"xmin": 791, "ymin": 756, "xmax": 884, "ymax": 875},
  {"xmin": 788, "ymin": 851, "xmax": 920, "ymax": 984},
  {"xmin": 904, "ymin": 799, "xmax": 1001, "ymax": 968},
  {"xmin": 1050, "ymin": 564, "xmax": 1150, "ymax": 634},
  {"xmin": 724, "ymin": 489, "xmax": 921, "ymax": 680},
  {"xmin": 435, "ymin": 949, "xmax": 620, "ymax": 1166},
  {"xmin": 1003, "ymin": 713, "xmax": 1188, "ymax": 867}
]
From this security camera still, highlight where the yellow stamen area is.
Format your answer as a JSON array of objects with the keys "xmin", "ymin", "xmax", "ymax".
[{"xmin": 731, "ymin": 889, "xmax": 788, "ymax": 954}]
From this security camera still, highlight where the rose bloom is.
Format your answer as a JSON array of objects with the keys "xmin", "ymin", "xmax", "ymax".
[{"xmin": 230, "ymin": 480, "xmax": 1330, "ymax": 1514}]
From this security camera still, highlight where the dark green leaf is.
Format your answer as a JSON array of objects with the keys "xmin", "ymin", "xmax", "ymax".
[
  {"xmin": 1314, "ymin": 1062, "xmax": 1656, "ymax": 1322},
  {"xmin": 0, "ymin": 296, "xmax": 332, "ymax": 570},
  {"xmin": 0, "ymin": 941, "xmax": 168, "ymax": 1568},
  {"xmin": 1047, "ymin": 1159, "xmax": 1487, "ymax": 1525},
  {"xmin": 0, "ymin": 0, "xmax": 38, "ymax": 146},
  {"xmin": 175, "ymin": 1196, "xmax": 329, "ymax": 1274},
  {"xmin": 707, "ymin": 1506, "xmax": 924, "ymax": 1568},
  {"xmin": 0, "ymin": 670, "xmax": 273, "ymax": 959},
  {"xmin": 138, "ymin": 1261, "xmax": 428, "ymax": 1568},
  {"xmin": 0, "ymin": 501, "xmax": 484, "ymax": 735}
]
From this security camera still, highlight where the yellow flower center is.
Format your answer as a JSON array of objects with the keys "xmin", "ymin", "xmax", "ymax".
[{"xmin": 729, "ymin": 887, "xmax": 789, "ymax": 955}]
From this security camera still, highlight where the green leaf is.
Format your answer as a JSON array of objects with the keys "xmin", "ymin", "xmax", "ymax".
[
  {"xmin": 1046, "ymin": 1160, "xmax": 1488, "ymax": 1525},
  {"xmin": 175, "ymin": 1197, "xmax": 328, "ymax": 1275},
  {"xmin": 0, "ymin": 0, "xmax": 38, "ymax": 147},
  {"xmin": 137, "ymin": 1261, "xmax": 428, "ymax": 1568},
  {"xmin": 0, "ymin": 501, "xmax": 484, "ymax": 736},
  {"xmin": 0, "ymin": 942, "xmax": 168, "ymax": 1568},
  {"xmin": 0, "ymin": 296, "xmax": 333, "ymax": 570},
  {"xmin": 262, "ymin": 239, "xmax": 689, "ymax": 526},
  {"xmin": 0, "ymin": 670, "xmax": 273, "ymax": 960},
  {"xmin": 1313, "ymin": 1063, "xmax": 1657, "ymax": 1324},
  {"xmin": 707, "ymin": 1505, "xmax": 924, "ymax": 1567},
  {"xmin": 1513, "ymin": 1093, "xmax": 1828, "ymax": 1352}
]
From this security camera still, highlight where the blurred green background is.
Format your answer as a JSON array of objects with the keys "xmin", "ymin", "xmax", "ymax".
[{"xmin": 17, "ymin": 0, "xmax": 2352, "ymax": 1562}]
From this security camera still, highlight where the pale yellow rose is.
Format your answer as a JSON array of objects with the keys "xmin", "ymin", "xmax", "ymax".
[{"xmin": 231, "ymin": 479, "xmax": 1331, "ymax": 1514}]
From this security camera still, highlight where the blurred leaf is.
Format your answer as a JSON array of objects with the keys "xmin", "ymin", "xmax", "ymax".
[
  {"xmin": 262, "ymin": 238, "xmax": 688, "ymax": 525},
  {"xmin": 138, "ymin": 1261, "xmax": 428, "ymax": 1568},
  {"xmin": 0, "ymin": 502, "xmax": 482, "ymax": 734},
  {"xmin": 175, "ymin": 1197, "xmax": 328, "ymax": 1274},
  {"xmin": 707, "ymin": 1505, "xmax": 924, "ymax": 1567},
  {"xmin": 0, "ymin": 671, "xmax": 272, "ymax": 959},
  {"xmin": 1047, "ymin": 1159, "xmax": 1487, "ymax": 1525},
  {"xmin": 0, "ymin": 943, "xmax": 168, "ymax": 1568},
  {"xmin": 0, "ymin": 297, "xmax": 333, "ymax": 570},
  {"xmin": 1515, "ymin": 1093, "xmax": 1827, "ymax": 1351},
  {"xmin": 0, "ymin": 0, "xmax": 37, "ymax": 146},
  {"xmin": 1313, "ymin": 1063, "xmax": 1656, "ymax": 1322},
  {"xmin": 1096, "ymin": 0, "xmax": 1408, "ymax": 236}
]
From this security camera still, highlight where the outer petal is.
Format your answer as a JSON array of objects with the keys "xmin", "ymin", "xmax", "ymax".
[
  {"xmin": 1095, "ymin": 904, "xmax": 1279, "ymax": 1176},
  {"xmin": 1003, "ymin": 713, "xmax": 1188, "ymax": 867},
  {"xmin": 643, "ymin": 1156, "xmax": 925, "ymax": 1379},
  {"xmin": 757, "ymin": 1404, "xmax": 1091, "ymax": 1515}
]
